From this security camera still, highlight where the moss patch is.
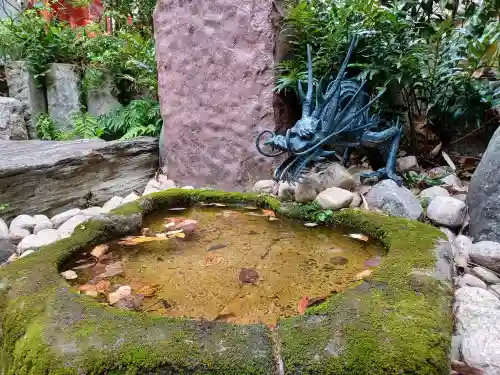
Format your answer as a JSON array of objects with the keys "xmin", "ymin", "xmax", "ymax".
[{"xmin": 0, "ymin": 190, "xmax": 452, "ymax": 375}]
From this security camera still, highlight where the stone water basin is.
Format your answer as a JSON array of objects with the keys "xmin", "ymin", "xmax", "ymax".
[{"xmin": 62, "ymin": 205, "xmax": 384, "ymax": 325}]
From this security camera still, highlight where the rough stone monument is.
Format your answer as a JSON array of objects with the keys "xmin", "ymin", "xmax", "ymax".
[
  {"xmin": 154, "ymin": 0, "xmax": 278, "ymax": 190},
  {"xmin": 5, "ymin": 61, "xmax": 47, "ymax": 138}
]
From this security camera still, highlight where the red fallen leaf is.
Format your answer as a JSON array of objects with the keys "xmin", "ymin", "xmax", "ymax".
[
  {"xmin": 298, "ymin": 296, "xmax": 309, "ymax": 314},
  {"xmin": 262, "ymin": 209, "xmax": 276, "ymax": 217}
]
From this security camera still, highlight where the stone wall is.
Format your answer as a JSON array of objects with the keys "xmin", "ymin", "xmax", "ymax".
[{"xmin": 154, "ymin": 0, "xmax": 278, "ymax": 191}]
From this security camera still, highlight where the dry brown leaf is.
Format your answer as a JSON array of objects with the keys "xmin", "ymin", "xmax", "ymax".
[
  {"xmin": 118, "ymin": 236, "xmax": 169, "ymax": 245},
  {"xmin": 442, "ymin": 151, "xmax": 456, "ymax": 171},
  {"xmin": 91, "ymin": 244, "xmax": 109, "ymax": 258},
  {"xmin": 204, "ymin": 253, "xmax": 223, "ymax": 266},
  {"xmin": 137, "ymin": 284, "xmax": 160, "ymax": 297},
  {"xmin": 429, "ymin": 142, "xmax": 442, "ymax": 158},
  {"xmin": 262, "ymin": 209, "xmax": 276, "ymax": 217},
  {"xmin": 348, "ymin": 233, "xmax": 369, "ymax": 241},
  {"xmin": 243, "ymin": 206, "xmax": 258, "ymax": 210}
]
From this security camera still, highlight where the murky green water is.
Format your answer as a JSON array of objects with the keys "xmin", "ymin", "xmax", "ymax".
[{"xmin": 63, "ymin": 205, "xmax": 384, "ymax": 325}]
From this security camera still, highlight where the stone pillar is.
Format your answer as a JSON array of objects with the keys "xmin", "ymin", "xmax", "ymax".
[
  {"xmin": 154, "ymin": 0, "xmax": 278, "ymax": 190},
  {"xmin": 46, "ymin": 63, "xmax": 81, "ymax": 132},
  {"xmin": 0, "ymin": 97, "xmax": 28, "ymax": 140},
  {"xmin": 4, "ymin": 61, "xmax": 47, "ymax": 139},
  {"xmin": 86, "ymin": 72, "xmax": 120, "ymax": 117}
]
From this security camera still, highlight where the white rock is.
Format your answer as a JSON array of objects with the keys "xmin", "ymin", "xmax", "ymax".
[
  {"xmin": 16, "ymin": 229, "xmax": 60, "ymax": 254},
  {"xmin": 33, "ymin": 214, "xmax": 50, "ymax": 224},
  {"xmin": 440, "ymin": 227, "xmax": 456, "ymax": 244},
  {"xmin": 142, "ymin": 179, "xmax": 161, "ymax": 196},
  {"xmin": 33, "ymin": 221, "xmax": 54, "ymax": 234},
  {"xmin": 318, "ymin": 162, "xmax": 355, "ymax": 191},
  {"xmin": 453, "ymin": 194, "xmax": 467, "ymax": 202},
  {"xmin": 470, "ymin": 241, "xmax": 500, "ymax": 272},
  {"xmin": 419, "ymin": 186, "xmax": 450, "ymax": 202},
  {"xmin": 350, "ymin": 193, "xmax": 362, "ymax": 208},
  {"xmin": 159, "ymin": 179, "xmax": 176, "ymax": 190},
  {"xmin": 9, "ymin": 227, "xmax": 30, "ymax": 239},
  {"xmin": 442, "ymin": 173, "xmax": 464, "ymax": 190},
  {"xmin": 102, "ymin": 196, "xmax": 124, "ymax": 213},
  {"xmin": 314, "ymin": 188, "xmax": 354, "ymax": 210},
  {"xmin": 457, "ymin": 274, "xmax": 487, "ymax": 289},
  {"xmin": 454, "ymin": 286, "xmax": 500, "ymax": 335},
  {"xmin": 81, "ymin": 206, "xmax": 105, "ymax": 216},
  {"xmin": 19, "ymin": 250, "xmax": 34, "ymax": 258},
  {"xmin": 252, "ymin": 180, "xmax": 276, "ymax": 194},
  {"xmin": 57, "ymin": 215, "xmax": 90, "ymax": 239},
  {"xmin": 121, "ymin": 193, "xmax": 139, "ymax": 205},
  {"xmin": 472, "ymin": 267, "xmax": 500, "ymax": 284},
  {"xmin": 60, "ymin": 270, "xmax": 78, "ymax": 280},
  {"xmin": 461, "ymin": 328, "xmax": 500, "ymax": 375},
  {"xmin": 50, "ymin": 208, "xmax": 82, "ymax": 228},
  {"xmin": 426, "ymin": 196, "xmax": 467, "ymax": 228},
  {"xmin": 453, "ymin": 235, "xmax": 472, "ymax": 259},
  {"xmin": 182, "ymin": 186, "xmax": 194, "ymax": 190},
  {"xmin": 9, "ymin": 214, "xmax": 37, "ymax": 231},
  {"xmin": 489, "ymin": 284, "xmax": 500, "ymax": 298},
  {"xmin": 278, "ymin": 182, "xmax": 295, "ymax": 201},
  {"xmin": 0, "ymin": 219, "xmax": 8, "ymax": 237},
  {"xmin": 396, "ymin": 156, "xmax": 419, "ymax": 173}
]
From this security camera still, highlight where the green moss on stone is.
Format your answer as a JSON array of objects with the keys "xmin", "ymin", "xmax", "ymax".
[{"xmin": 0, "ymin": 190, "xmax": 452, "ymax": 375}]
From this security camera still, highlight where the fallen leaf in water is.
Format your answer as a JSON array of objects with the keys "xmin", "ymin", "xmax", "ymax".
[
  {"xmin": 365, "ymin": 256, "xmax": 382, "ymax": 267},
  {"xmin": 243, "ymin": 206, "xmax": 258, "ymax": 210},
  {"xmin": 348, "ymin": 233, "xmax": 369, "ymax": 241},
  {"xmin": 214, "ymin": 203, "xmax": 227, "ymax": 207},
  {"xmin": 207, "ymin": 244, "xmax": 227, "ymax": 252},
  {"xmin": 169, "ymin": 207, "xmax": 187, "ymax": 211},
  {"xmin": 307, "ymin": 296, "xmax": 328, "ymax": 308},
  {"xmin": 108, "ymin": 285, "xmax": 132, "ymax": 305},
  {"xmin": 114, "ymin": 294, "xmax": 143, "ymax": 310},
  {"xmin": 161, "ymin": 299, "xmax": 172, "ymax": 309},
  {"xmin": 330, "ymin": 256, "xmax": 348, "ymax": 265},
  {"xmin": 204, "ymin": 253, "xmax": 223, "ymax": 266},
  {"xmin": 262, "ymin": 209, "xmax": 276, "ymax": 217},
  {"xmin": 61, "ymin": 270, "xmax": 78, "ymax": 280},
  {"xmin": 95, "ymin": 280, "xmax": 111, "ymax": 292},
  {"xmin": 72, "ymin": 263, "xmax": 95, "ymax": 270},
  {"xmin": 298, "ymin": 296, "xmax": 309, "ymax": 314},
  {"xmin": 98, "ymin": 261, "xmax": 123, "ymax": 278},
  {"xmin": 268, "ymin": 217, "xmax": 279, "ymax": 221},
  {"xmin": 137, "ymin": 284, "xmax": 160, "ymax": 297},
  {"xmin": 156, "ymin": 233, "xmax": 167, "ymax": 238},
  {"xmin": 199, "ymin": 202, "xmax": 215, "ymax": 206},
  {"xmin": 118, "ymin": 236, "xmax": 169, "ymax": 245},
  {"xmin": 304, "ymin": 223, "xmax": 318, "ymax": 227},
  {"xmin": 355, "ymin": 269, "xmax": 373, "ymax": 280},
  {"xmin": 164, "ymin": 222, "xmax": 176, "ymax": 229},
  {"xmin": 246, "ymin": 212, "xmax": 266, "ymax": 217},
  {"xmin": 91, "ymin": 244, "xmax": 109, "ymax": 258},
  {"xmin": 165, "ymin": 229, "xmax": 185, "ymax": 238},
  {"xmin": 239, "ymin": 268, "xmax": 259, "ymax": 284}
]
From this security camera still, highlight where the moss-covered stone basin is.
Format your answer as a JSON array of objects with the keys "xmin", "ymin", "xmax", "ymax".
[{"xmin": 0, "ymin": 189, "xmax": 453, "ymax": 375}]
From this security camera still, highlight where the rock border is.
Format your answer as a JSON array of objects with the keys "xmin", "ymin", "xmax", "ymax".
[{"xmin": 0, "ymin": 190, "xmax": 453, "ymax": 374}]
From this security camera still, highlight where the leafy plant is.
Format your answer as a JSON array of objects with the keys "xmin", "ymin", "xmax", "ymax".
[
  {"xmin": 98, "ymin": 98, "xmax": 162, "ymax": 140},
  {"xmin": 35, "ymin": 113, "xmax": 62, "ymax": 140},
  {"xmin": 72, "ymin": 112, "xmax": 104, "ymax": 139},
  {"xmin": 0, "ymin": 203, "xmax": 8, "ymax": 212},
  {"xmin": 402, "ymin": 171, "xmax": 445, "ymax": 189}
]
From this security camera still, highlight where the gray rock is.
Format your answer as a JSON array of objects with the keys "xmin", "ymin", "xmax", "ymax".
[
  {"xmin": 102, "ymin": 196, "xmax": 124, "ymax": 213},
  {"xmin": 426, "ymin": 197, "xmax": 467, "ymax": 228},
  {"xmin": 4, "ymin": 61, "xmax": 46, "ymax": 139},
  {"xmin": 0, "ymin": 97, "xmax": 28, "ymax": 140},
  {"xmin": 33, "ymin": 221, "xmax": 54, "ymax": 234},
  {"xmin": 470, "ymin": 241, "xmax": 500, "ymax": 272},
  {"xmin": 8, "ymin": 227, "xmax": 30, "ymax": 239},
  {"xmin": 419, "ymin": 186, "xmax": 450, "ymax": 202},
  {"xmin": 50, "ymin": 208, "xmax": 82, "ymax": 228},
  {"xmin": 0, "ymin": 219, "xmax": 8, "ymax": 237},
  {"xmin": 365, "ymin": 179, "xmax": 422, "ymax": 220},
  {"xmin": 450, "ymin": 335, "xmax": 462, "ymax": 361},
  {"xmin": 314, "ymin": 188, "xmax": 353, "ymax": 210},
  {"xmin": 468, "ymin": 126, "xmax": 500, "ymax": 242},
  {"xmin": 0, "ymin": 236, "xmax": 16, "ymax": 263},
  {"xmin": 121, "ymin": 193, "xmax": 139, "ymax": 205},
  {"xmin": 457, "ymin": 274, "xmax": 487, "ymax": 289},
  {"xmin": 489, "ymin": 284, "xmax": 500, "ymax": 298},
  {"xmin": 396, "ymin": 155, "xmax": 419, "ymax": 173},
  {"xmin": 442, "ymin": 173, "xmax": 464, "ymax": 190},
  {"xmin": 461, "ymin": 329, "xmax": 500, "ymax": 375},
  {"xmin": 46, "ymin": 63, "xmax": 81, "ymax": 132},
  {"xmin": 86, "ymin": 72, "xmax": 120, "ymax": 117},
  {"xmin": 278, "ymin": 182, "xmax": 295, "ymax": 201},
  {"xmin": 81, "ymin": 206, "xmax": 105, "ymax": 216},
  {"xmin": 252, "ymin": 180, "xmax": 276, "ymax": 194},
  {"xmin": 439, "ymin": 227, "xmax": 456, "ymax": 244},
  {"xmin": 347, "ymin": 166, "xmax": 373, "ymax": 186},
  {"xmin": 454, "ymin": 286, "xmax": 500, "ymax": 335},
  {"xmin": 9, "ymin": 214, "xmax": 37, "ymax": 231},
  {"xmin": 16, "ymin": 229, "xmax": 60, "ymax": 254},
  {"xmin": 294, "ymin": 178, "xmax": 318, "ymax": 203},
  {"xmin": 57, "ymin": 215, "xmax": 90, "ymax": 239},
  {"xmin": 453, "ymin": 194, "xmax": 467, "ymax": 202},
  {"xmin": 318, "ymin": 163, "xmax": 355, "ymax": 191},
  {"xmin": 472, "ymin": 267, "xmax": 500, "ymax": 284},
  {"xmin": 350, "ymin": 193, "xmax": 362, "ymax": 208},
  {"xmin": 0, "ymin": 138, "xmax": 158, "ymax": 220},
  {"xmin": 453, "ymin": 235, "xmax": 472, "ymax": 259}
]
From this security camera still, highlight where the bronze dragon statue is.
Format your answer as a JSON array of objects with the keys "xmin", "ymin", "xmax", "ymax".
[{"xmin": 256, "ymin": 35, "xmax": 403, "ymax": 186}]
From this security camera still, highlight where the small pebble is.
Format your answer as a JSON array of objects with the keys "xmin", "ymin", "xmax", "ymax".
[{"xmin": 60, "ymin": 270, "xmax": 78, "ymax": 280}]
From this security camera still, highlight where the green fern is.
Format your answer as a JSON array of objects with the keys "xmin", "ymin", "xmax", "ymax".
[
  {"xmin": 35, "ymin": 113, "xmax": 62, "ymax": 140},
  {"xmin": 71, "ymin": 112, "xmax": 104, "ymax": 139}
]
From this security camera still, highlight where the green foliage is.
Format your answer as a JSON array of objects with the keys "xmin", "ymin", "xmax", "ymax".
[
  {"xmin": 278, "ymin": 0, "xmax": 500, "ymax": 144},
  {"xmin": 72, "ymin": 112, "xmax": 104, "ymax": 139},
  {"xmin": 0, "ymin": 203, "xmax": 8, "ymax": 212},
  {"xmin": 402, "ymin": 171, "xmax": 445, "ymax": 189},
  {"xmin": 97, "ymin": 99, "xmax": 162, "ymax": 140},
  {"xmin": 35, "ymin": 113, "xmax": 62, "ymax": 140}
]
